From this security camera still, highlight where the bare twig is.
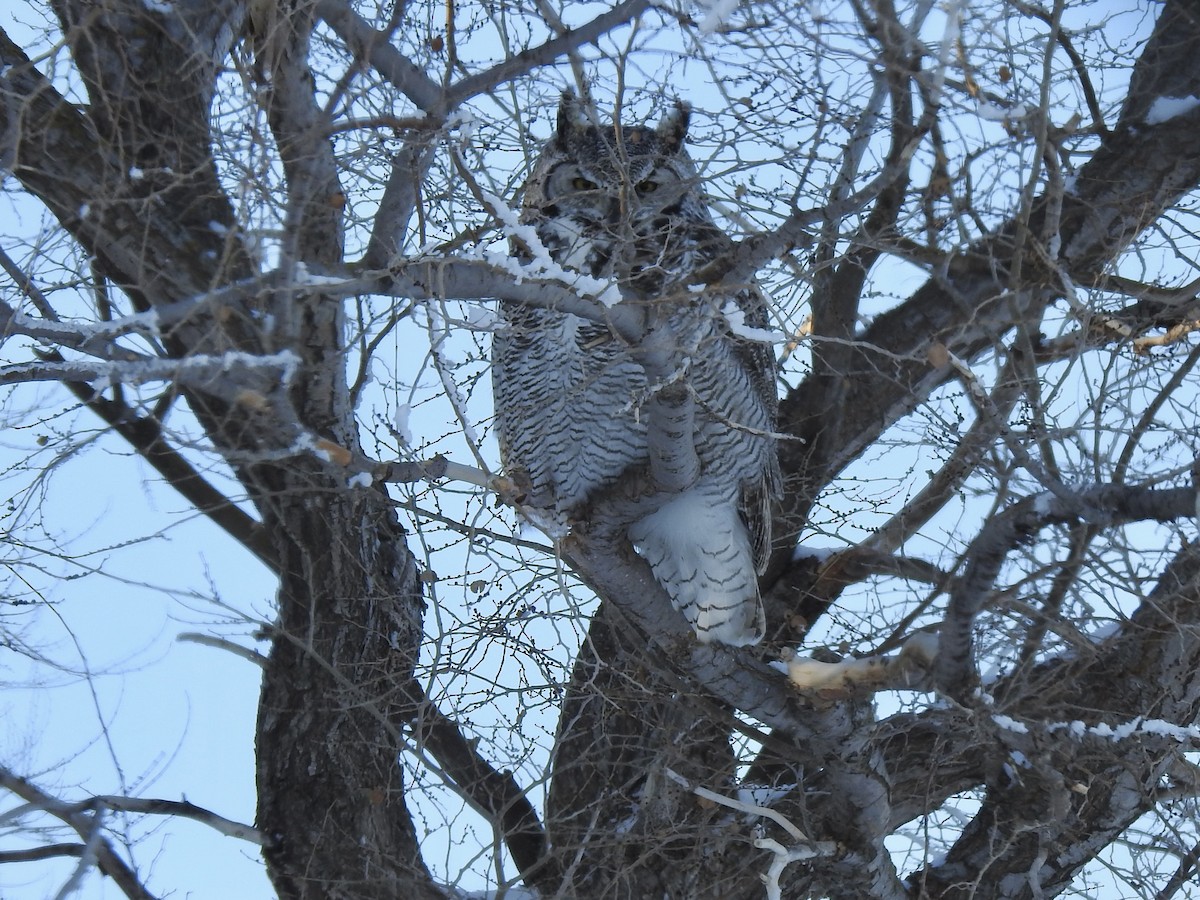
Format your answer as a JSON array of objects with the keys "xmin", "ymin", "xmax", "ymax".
[
  {"xmin": 936, "ymin": 483, "xmax": 1198, "ymax": 694},
  {"xmin": 0, "ymin": 766, "xmax": 157, "ymax": 900},
  {"xmin": 177, "ymin": 633, "xmax": 268, "ymax": 666}
]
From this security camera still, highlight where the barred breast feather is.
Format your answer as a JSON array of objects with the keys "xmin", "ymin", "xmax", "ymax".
[{"xmin": 492, "ymin": 92, "xmax": 779, "ymax": 646}]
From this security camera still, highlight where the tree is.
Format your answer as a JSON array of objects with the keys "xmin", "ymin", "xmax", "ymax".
[{"xmin": 2, "ymin": 0, "xmax": 1200, "ymax": 897}]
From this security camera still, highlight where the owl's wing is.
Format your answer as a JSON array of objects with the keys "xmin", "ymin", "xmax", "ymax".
[{"xmin": 700, "ymin": 245, "xmax": 781, "ymax": 577}]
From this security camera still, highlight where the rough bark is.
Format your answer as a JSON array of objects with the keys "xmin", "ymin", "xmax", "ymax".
[
  {"xmin": 544, "ymin": 2, "xmax": 1200, "ymax": 897},
  {"xmin": 909, "ymin": 541, "xmax": 1200, "ymax": 898},
  {"xmin": 6, "ymin": 1, "xmax": 1200, "ymax": 898},
  {"xmin": 4, "ymin": 4, "xmax": 441, "ymax": 896}
]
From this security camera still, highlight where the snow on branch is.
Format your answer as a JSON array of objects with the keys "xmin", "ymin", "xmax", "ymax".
[
  {"xmin": 993, "ymin": 711, "xmax": 1200, "ymax": 746},
  {"xmin": 0, "ymin": 298, "xmax": 159, "ymax": 361},
  {"xmin": 3, "ymin": 326, "xmax": 493, "ymax": 495},
  {"xmin": 697, "ymin": 0, "xmax": 738, "ymax": 35},
  {"xmin": 1145, "ymin": 95, "xmax": 1200, "ymax": 126},
  {"xmin": 475, "ymin": 189, "xmax": 624, "ymax": 308},
  {"xmin": 0, "ymin": 349, "xmax": 300, "ymax": 397},
  {"xmin": 0, "ymin": 267, "xmax": 295, "ymax": 354}
]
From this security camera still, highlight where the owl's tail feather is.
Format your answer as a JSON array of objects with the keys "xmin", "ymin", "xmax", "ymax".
[{"xmin": 628, "ymin": 486, "xmax": 765, "ymax": 647}]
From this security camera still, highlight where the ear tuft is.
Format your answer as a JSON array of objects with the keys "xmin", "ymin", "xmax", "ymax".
[
  {"xmin": 656, "ymin": 100, "xmax": 691, "ymax": 151},
  {"xmin": 555, "ymin": 90, "xmax": 590, "ymax": 148}
]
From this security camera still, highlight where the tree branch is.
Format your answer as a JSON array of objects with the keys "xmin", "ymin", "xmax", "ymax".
[
  {"xmin": 936, "ymin": 483, "xmax": 1197, "ymax": 695},
  {"xmin": 917, "ymin": 538, "xmax": 1200, "ymax": 897},
  {"xmin": 37, "ymin": 796, "xmax": 266, "ymax": 845},
  {"xmin": 0, "ymin": 765, "xmax": 158, "ymax": 900},
  {"xmin": 445, "ymin": 0, "xmax": 653, "ymax": 108},
  {"xmin": 50, "ymin": 362, "xmax": 277, "ymax": 568},
  {"xmin": 0, "ymin": 844, "xmax": 86, "ymax": 864},
  {"xmin": 771, "ymin": 0, "xmax": 1200, "ymax": 603},
  {"xmin": 404, "ymin": 691, "xmax": 548, "ymax": 881},
  {"xmin": 562, "ymin": 527, "xmax": 831, "ymax": 745},
  {"xmin": 313, "ymin": 0, "xmax": 443, "ymax": 111}
]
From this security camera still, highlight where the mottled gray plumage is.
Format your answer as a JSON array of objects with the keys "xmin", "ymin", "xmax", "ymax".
[{"xmin": 492, "ymin": 93, "xmax": 779, "ymax": 646}]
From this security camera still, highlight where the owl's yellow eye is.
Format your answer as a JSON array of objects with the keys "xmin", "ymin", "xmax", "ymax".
[
  {"xmin": 571, "ymin": 176, "xmax": 597, "ymax": 191},
  {"xmin": 636, "ymin": 179, "xmax": 658, "ymax": 194}
]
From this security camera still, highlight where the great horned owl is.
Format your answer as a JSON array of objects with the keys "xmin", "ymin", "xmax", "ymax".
[{"xmin": 492, "ymin": 92, "xmax": 779, "ymax": 646}]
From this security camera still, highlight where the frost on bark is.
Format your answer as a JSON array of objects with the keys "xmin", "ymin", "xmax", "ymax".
[{"xmin": 4, "ymin": 1, "xmax": 1200, "ymax": 899}]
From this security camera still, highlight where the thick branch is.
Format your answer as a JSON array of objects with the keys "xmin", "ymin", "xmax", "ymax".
[
  {"xmin": 917, "ymin": 539, "xmax": 1200, "ymax": 897},
  {"xmin": 257, "ymin": 3, "xmax": 346, "ymax": 269},
  {"xmin": 316, "ymin": 0, "xmax": 652, "ymax": 117},
  {"xmin": 445, "ymin": 0, "xmax": 652, "ymax": 107},
  {"xmin": 936, "ymin": 483, "xmax": 1197, "ymax": 694},
  {"xmin": 76, "ymin": 796, "xmax": 262, "ymax": 845},
  {"xmin": 771, "ymin": 0, "xmax": 1200, "ymax": 596},
  {"xmin": 53, "ymin": 364, "xmax": 276, "ymax": 568},
  {"xmin": 563, "ymin": 528, "xmax": 831, "ymax": 746},
  {"xmin": 0, "ymin": 844, "xmax": 86, "ymax": 864},
  {"xmin": 314, "ymin": 0, "xmax": 442, "ymax": 111}
]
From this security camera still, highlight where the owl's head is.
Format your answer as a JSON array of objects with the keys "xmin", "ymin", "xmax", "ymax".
[
  {"xmin": 522, "ymin": 92, "xmax": 718, "ymax": 286},
  {"xmin": 523, "ymin": 91, "xmax": 702, "ymax": 218}
]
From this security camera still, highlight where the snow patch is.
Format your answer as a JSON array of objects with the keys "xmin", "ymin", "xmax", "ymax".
[
  {"xmin": 1048, "ymin": 716, "xmax": 1200, "ymax": 743},
  {"xmin": 447, "ymin": 109, "xmax": 478, "ymax": 144},
  {"xmin": 722, "ymin": 300, "xmax": 781, "ymax": 343},
  {"xmin": 791, "ymin": 544, "xmax": 837, "ymax": 563},
  {"xmin": 976, "ymin": 101, "xmax": 1029, "ymax": 123},
  {"xmin": 1032, "ymin": 491, "xmax": 1054, "ymax": 516},
  {"xmin": 1145, "ymin": 95, "xmax": 1200, "ymax": 126},
  {"xmin": 299, "ymin": 433, "xmax": 331, "ymax": 462},
  {"xmin": 997, "ymin": 713, "xmax": 1200, "ymax": 744},
  {"xmin": 347, "ymin": 472, "xmax": 373, "ymax": 489},
  {"xmin": 395, "ymin": 404, "xmax": 413, "ymax": 445},
  {"xmin": 736, "ymin": 784, "xmax": 796, "ymax": 810},
  {"xmin": 992, "ymin": 714, "xmax": 1029, "ymax": 734},
  {"xmin": 698, "ymin": 0, "xmax": 739, "ymax": 34},
  {"xmin": 466, "ymin": 305, "xmax": 499, "ymax": 331}
]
